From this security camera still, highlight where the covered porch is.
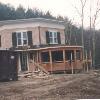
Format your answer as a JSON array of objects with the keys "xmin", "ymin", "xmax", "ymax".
[{"xmin": 28, "ymin": 45, "xmax": 83, "ymax": 73}]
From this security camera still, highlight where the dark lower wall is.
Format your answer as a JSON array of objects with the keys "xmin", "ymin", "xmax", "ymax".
[{"xmin": 0, "ymin": 50, "xmax": 18, "ymax": 81}]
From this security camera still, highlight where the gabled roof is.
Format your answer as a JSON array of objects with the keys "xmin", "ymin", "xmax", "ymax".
[{"xmin": 0, "ymin": 18, "xmax": 65, "ymax": 26}]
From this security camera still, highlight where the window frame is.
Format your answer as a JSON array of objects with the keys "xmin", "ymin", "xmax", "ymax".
[
  {"xmin": 49, "ymin": 31, "xmax": 58, "ymax": 44},
  {"xmin": 76, "ymin": 50, "xmax": 81, "ymax": 60},
  {"xmin": 65, "ymin": 50, "xmax": 74, "ymax": 61},
  {"xmin": 52, "ymin": 51, "xmax": 63, "ymax": 62},
  {"xmin": 41, "ymin": 52, "xmax": 50, "ymax": 62},
  {"xmin": 16, "ymin": 31, "xmax": 28, "ymax": 46},
  {"xmin": 0, "ymin": 35, "xmax": 1, "ymax": 47}
]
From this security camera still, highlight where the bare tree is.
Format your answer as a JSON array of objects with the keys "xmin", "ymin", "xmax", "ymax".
[
  {"xmin": 72, "ymin": 0, "xmax": 100, "ymax": 68},
  {"xmin": 72, "ymin": 0, "xmax": 87, "ymax": 71},
  {"xmin": 69, "ymin": 21, "xmax": 73, "ymax": 45},
  {"xmin": 80, "ymin": 0, "xmax": 87, "ymax": 62},
  {"xmin": 65, "ymin": 20, "xmax": 73, "ymax": 45},
  {"xmin": 73, "ymin": 0, "xmax": 87, "ymax": 60},
  {"xmin": 90, "ymin": 0, "xmax": 100, "ymax": 66}
]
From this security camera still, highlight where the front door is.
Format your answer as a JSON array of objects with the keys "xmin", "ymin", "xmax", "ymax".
[{"xmin": 20, "ymin": 52, "xmax": 28, "ymax": 71}]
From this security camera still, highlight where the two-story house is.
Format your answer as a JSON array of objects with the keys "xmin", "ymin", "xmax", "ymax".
[{"xmin": 0, "ymin": 18, "xmax": 83, "ymax": 73}]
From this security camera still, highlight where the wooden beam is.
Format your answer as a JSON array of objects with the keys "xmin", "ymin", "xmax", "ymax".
[
  {"xmin": 18, "ymin": 53, "xmax": 21, "ymax": 72},
  {"xmin": 80, "ymin": 49, "xmax": 84, "ymax": 70},
  {"xmin": 27, "ymin": 52, "xmax": 29, "ymax": 71},
  {"xmin": 39, "ymin": 51, "xmax": 41, "ymax": 64},
  {"xmin": 71, "ymin": 52, "xmax": 74, "ymax": 74},
  {"xmin": 80, "ymin": 49, "xmax": 83, "ymax": 61},
  {"xmin": 74, "ymin": 50, "xmax": 77, "ymax": 72},
  {"xmin": 49, "ymin": 50, "xmax": 53, "ymax": 73},
  {"xmin": 63, "ymin": 49, "xmax": 66, "ymax": 73},
  {"xmin": 89, "ymin": 50, "xmax": 92, "ymax": 68},
  {"xmin": 36, "ymin": 51, "xmax": 39, "ymax": 63},
  {"xmin": 86, "ymin": 50, "xmax": 88, "ymax": 72}
]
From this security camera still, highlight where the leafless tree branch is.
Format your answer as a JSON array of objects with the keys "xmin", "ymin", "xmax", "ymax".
[
  {"xmin": 80, "ymin": 0, "xmax": 87, "ymax": 8},
  {"xmin": 92, "ymin": 0, "xmax": 100, "ymax": 28}
]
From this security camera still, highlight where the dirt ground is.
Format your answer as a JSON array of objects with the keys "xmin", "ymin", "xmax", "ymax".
[{"xmin": 0, "ymin": 70, "xmax": 100, "ymax": 100}]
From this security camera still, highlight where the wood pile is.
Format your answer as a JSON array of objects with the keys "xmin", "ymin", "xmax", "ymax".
[{"xmin": 18, "ymin": 61, "xmax": 49, "ymax": 79}]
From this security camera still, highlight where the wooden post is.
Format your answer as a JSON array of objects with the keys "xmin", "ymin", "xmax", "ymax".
[
  {"xmin": 18, "ymin": 53, "xmax": 21, "ymax": 72},
  {"xmin": 81, "ymin": 49, "xmax": 84, "ymax": 71},
  {"xmin": 80, "ymin": 49, "xmax": 83, "ymax": 61},
  {"xmin": 63, "ymin": 49, "xmax": 66, "ymax": 73},
  {"xmin": 39, "ymin": 51, "xmax": 41, "ymax": 64},
  {"xmin": 86, "ymin": 50, "xmax": 88, "ymax": 72},
  {"xmin": 36, "ymin": 51, "xmax": 39, "ymax": 63},
  {"xmin": 71, "ymin": 52, "xmax": 74, "ymax": 74},
  {"xmin": 74, "ymin": 50, "xmax": 77, "ymax": 73},
  {"xmin": 27, "ymin": 52, "xmax": 29, "ymax": 71},
  {"xmin": 49, "ymin": 50, "xmax": 53, "ymax": 73},
  {"xmin": 89, "ymin": 50, "xmax": 92, "ymax": 69}
]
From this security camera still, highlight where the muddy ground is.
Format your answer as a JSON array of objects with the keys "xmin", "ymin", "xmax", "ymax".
[{"xmin": 0, "ymin": 70, "xmax": 100, "ymax": 100}]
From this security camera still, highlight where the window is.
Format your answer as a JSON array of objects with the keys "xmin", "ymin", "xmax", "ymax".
[
  {"xmin": 16, "ymin": 31, "xmax": 28, "ymax": 46},
  {"xmin": 41, "ymin": 52, "xmax": 50, "ymax": 62},
  {"xmin": 29, "ymin": 53, "xmax": 34, "ymax": 60},
  {"xmin": 76, "ymin": 50, "xmax": 81, "ymax": 60},
  {"xmin": 52, "ymin": 51, "xmax": 63, "ymax": 62},
  {"xmin": 65, "ymin": 50, "xmax": 74, "ymax": 60},
  {"xmin": 49, "ymin": 32, "xmax": 58, "ymax": 44},
  {"xmin": 46, "ymin": 31, "xmax": 61, "ymax": 44}
]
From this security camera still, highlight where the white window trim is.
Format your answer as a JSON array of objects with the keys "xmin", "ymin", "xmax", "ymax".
[
  {"xmin": 48, "ymin": 31, "xmax": 58, "ymax": 44},
  {"xmin": 16, "ymin": 30, "xmax": 28, "ymax": 46}
]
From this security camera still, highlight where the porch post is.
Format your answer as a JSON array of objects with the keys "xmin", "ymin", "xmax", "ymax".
[
  {"xmin": 86, "ymin": 50, "xmax": 88, "ymax": 72},
  {"xmin": 71, "ymin": 52, "xmax": 74, "ymax": 74},
  {"xmin": 63, "ymin": 49, "xmax": 66, "ymax": 73},
  {"xmin": 27, "ymin": 52, "xmax": 29, "ymax": 71},
  {"xmin": 74, "ymin": 49, "xmax": 77, "ymax": 73},
  {"xmin": 89, "ymin": 50, "xmax": 92, "ymax": 69},
  {"xmin": 80, "ymin": 49, "xmax": 83, "ymax": 70},
  {"xmin": 49, "ymin": 50, "xmax": 53, "ymax": 73},
  {"xmin": 39, "ymin": 51, "xmax": 41, "ymax": 64},
  {"xmin": 18, "ymin": 53, "xmax": 21, "ymax": 72},
  {"xmin": 36, "ymin": 51, "xmax": 39, "ymax": 63},
  {"xmin": 80, "ymin": 49, "xmax": 83, "ymax": 61}
]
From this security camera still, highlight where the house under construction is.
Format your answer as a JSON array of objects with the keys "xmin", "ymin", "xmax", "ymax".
[{"xmin": 0, "ymin": 18, "xmax": 92, "ymax": 76}]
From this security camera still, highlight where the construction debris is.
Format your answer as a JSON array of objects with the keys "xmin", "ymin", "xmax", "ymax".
[{"xmin": 0, "ymin": 70, "xmax": 100, "ymax": 100}]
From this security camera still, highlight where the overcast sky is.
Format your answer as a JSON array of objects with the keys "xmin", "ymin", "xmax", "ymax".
[{"xmin": 0, "ymin": 0, "xmax": 100, "ymax": 29}]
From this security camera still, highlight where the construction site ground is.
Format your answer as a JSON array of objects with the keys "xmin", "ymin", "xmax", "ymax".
[{"xmin": 0, "ymin": 70, "xmax": 100, "ymax": 100}]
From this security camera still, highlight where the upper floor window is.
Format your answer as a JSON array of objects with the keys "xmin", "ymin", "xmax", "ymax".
[
  {"xmin": 49, "ymin": 32, "xmax": 58, "ymax": 44},
  {"xmin": 16, "ymin": 31, "xmax": 28, "ymax": 46},
  {"xmin": 46, "ymin": 31, "xmax": 61, "ymax": 44},
  {"xmin": 12, "ymin": 31, "xmax": 33, "ymax": 47}
]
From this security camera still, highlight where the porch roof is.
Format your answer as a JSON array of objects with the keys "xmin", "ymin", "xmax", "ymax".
[{"xmin": 11, "ymin": 45, "xmax": 83, "ymax": 52}]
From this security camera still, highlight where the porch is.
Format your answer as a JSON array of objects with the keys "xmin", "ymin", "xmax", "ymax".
[
  {"xmin": 17, "ymin": 45, "xmax": 84, "ymax": 73},
  {"xmin": 37, "ymin": 46, "xmax": 83, "ymax": 73}
]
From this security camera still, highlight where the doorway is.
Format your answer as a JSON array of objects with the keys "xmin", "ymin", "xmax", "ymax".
[{"xmin": 20, "ymin": 52, "xmax": 28, "ymax": 71}]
